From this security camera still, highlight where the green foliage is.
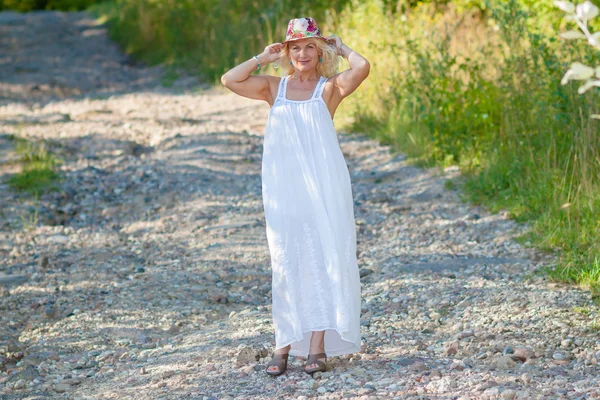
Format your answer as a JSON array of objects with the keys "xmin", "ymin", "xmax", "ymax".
[
  {"xmin": 0, "ymin": 0, "xmax": 104, "ymax": 11},
  {"xmin": 90, "ymin": 0, "xmax": 351, "ymax": 82},
  {"xmin": 8, "ymin": 138, "xmax": 62, "ymax": 195},
  {"xmin": 336, "ymin": 0, "xmax": 600, "ymax": 293}
]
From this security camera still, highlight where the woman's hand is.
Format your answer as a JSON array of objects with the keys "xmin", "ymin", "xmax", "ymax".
[
  {"xmin": 258, "ymin": 43, "xmax": 283, "ymax": 65},
  {"xmin": 221, "ymin": 42, "xmax": 283, "ymax": 105},
  {"xmin": 325, "ymin": 35, "xmax": 344, "ymax": 55}
]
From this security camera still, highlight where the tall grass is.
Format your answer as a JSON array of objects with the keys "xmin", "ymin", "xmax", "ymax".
[
  {"xmin": 91, "ymin": 0, "xmax": 600, "ymax": 292},
  {"xmin": 0, "ymin": 0, "xmax": 104, "ymax": 11},
  {"xmin": 91, "ymin": 0, "xmax": 350, "ymax": 81},
  {"xmin": 334, "ymin": 0, "xmax": 600, "ymax": 293}
]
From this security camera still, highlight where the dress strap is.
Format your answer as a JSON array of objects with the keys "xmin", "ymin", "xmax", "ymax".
[
  {"xmin": 312, "ymin": 76, "xmax": 327, "ymax": 99},
  {"xmin": 277, "ymin": 76, "xmax": 288, "ymax": 99}
]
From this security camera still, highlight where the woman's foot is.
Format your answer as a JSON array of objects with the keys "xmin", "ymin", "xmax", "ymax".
[
  {"xmin": 304, "ymin": 331, "xmax": 327, "ymax": 373},
  {"xmin": 304, "ymin": 352, "xmax": 327, "ymax": 374},
  {"xmin": 266, "ymin": 344, "xmax": 291, "ymax": 376}
]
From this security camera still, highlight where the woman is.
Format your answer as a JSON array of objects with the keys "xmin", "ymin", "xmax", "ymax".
[{"xmin": 221, "ymin": 17, "xmax": 370, "ymax": 377}]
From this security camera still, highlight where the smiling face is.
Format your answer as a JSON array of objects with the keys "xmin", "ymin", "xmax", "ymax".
[{"xmin": 288, "ymin": 38, "xmax": 321, "ymax": 72}]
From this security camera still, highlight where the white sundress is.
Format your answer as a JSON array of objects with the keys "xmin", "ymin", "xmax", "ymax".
[{"xmin": 261, "ymin": 75, "xmax": 362, "ymax": 357}]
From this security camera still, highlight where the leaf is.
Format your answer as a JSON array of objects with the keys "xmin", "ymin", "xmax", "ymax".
[
  {"xmin": 589, "ymin": 31, "xmax": 600, "ymax": 46},
  {"xmin": 576, "ymin": 1, "xmax": 599, "ymax": 21},
  {"xmin": 570, "ymin": 62, "xmax": 596, "ymax": 79},
  {"xmin": 560, "ymin": 30, "xmax": 586, "ymax": 39},
  {"xmin": 577, "ymin": 79, "xmax": 600, "ymax": 94},
  {"xmin": 561, "ymin": 69, "xmax": 575, "ymax": 85},
  {"xmin": 555, "ymin": 0, "xmax": 575, "ymax": 13},
  {"xmin": 560, "ymin": 202, "xmax": 572, "ymax": 209}
]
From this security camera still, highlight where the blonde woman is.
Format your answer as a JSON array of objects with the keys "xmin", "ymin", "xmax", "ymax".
[{"xmin": 221, "ymin": 17, "xmax": 370, "ymax": 377}]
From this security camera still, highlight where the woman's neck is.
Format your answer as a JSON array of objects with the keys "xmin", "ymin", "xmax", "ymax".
[{"xmin": 290, "ymin": 70, "xmax": 319, "ymax": 81}]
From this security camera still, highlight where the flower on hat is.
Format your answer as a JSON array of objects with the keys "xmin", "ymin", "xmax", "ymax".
[{"xmin": 284, "ymin": 17, "xmax": 324, "ymax": 42}]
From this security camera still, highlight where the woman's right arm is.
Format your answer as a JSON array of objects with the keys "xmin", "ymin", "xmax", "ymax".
[{"xmin": 220, "ymin": 43, "xmax": 283, "ymax": 105}]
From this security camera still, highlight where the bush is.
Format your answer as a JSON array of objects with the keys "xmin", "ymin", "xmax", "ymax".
[
  {"xmin": 335, "ymin": 0, "xmax": 600, "ymax": 292},
  {"xmin": 90, "ymin": 0, "xmax": 351, "ymax": 81}
]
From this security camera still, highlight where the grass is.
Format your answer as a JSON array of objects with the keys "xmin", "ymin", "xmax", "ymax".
[
  {"xmin": 88, "ymin": 0, "xmax": 352, "ymax": 82},
  {"xmin": 573, "ymin": 306, "xmax": 592, "ymax": 316},
  {"xmin": 585, "ymin": 321, "xmax": 600, "ymax": 333},
  {"xmin": 333, "ymin": 0, "xmax": 600, "ymax": 295},
  {"xmin": 8, "ymin": 136, "xmax": 62, "ymax": 195}
]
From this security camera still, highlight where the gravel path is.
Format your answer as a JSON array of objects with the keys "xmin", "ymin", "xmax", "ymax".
[{"xmin": 1, "ymin": 10, "xmax": 600, "ymax": 400}]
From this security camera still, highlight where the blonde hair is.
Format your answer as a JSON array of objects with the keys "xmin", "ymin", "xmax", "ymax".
[{"xmin": 277, "ymin": 38, "xmax": 339, "ymax": 78}]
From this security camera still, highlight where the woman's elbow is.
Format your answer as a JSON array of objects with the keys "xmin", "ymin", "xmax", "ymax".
[
  {"xmin": 220, "ymin": 74, "xmax": 229, "ymax": 87},
  {"xmin": 360, "ymin": 60, "xmax": 371, "ymax": 79}
]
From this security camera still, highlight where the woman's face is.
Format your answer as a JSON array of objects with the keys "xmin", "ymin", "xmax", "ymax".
[{"xmin": 288, "ymin": 39, "xmax": 320, "ymax": 72}]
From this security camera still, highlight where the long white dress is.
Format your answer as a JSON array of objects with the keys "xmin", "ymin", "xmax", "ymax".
[{"xmin": 261, "ymin": 75, "xmax": 361, "ymax": 357}]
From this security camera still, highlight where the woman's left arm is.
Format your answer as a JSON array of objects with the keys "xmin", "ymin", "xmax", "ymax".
[{"xmin": 328, "ymin": 37, "xmax": 370, "ymax": 99}]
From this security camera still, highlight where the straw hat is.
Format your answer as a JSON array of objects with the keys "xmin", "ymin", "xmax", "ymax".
[{"xmin": 282, "ymin": 17, "xmax": 328, "ymax": 44}]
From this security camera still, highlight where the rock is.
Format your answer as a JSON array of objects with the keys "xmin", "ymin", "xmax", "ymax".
[
  {"xmin": 561, "ymin": 339, "xmax": 572, "ymax": 348},
  {"xmin": 54, "ymin": 383, "xmax": 70, "ymax": 392},
  {"xmin": 514, "ymin": 347, "xmax": 534, "ymax": 360},
  {"xmin": 450, "ymin": 360, "xmax": 465, "ymax": 371},
  {"xmin": 435, "ymin": 377, "xmax": 456, "ymax": 392},
  {"xmin": 166, "ymin": 324, "xmax": 180, "ymax": 335},
  {"xmin": 501, "ymin": 389, "xmax": 516, "ymax": 399},
  {"xmin": 457, "ymin": 330, "xmax": 475, "ymax": 340},
  {"xmin": 236, "ymin": 346, "xmax": 259, "ymax": 367},
  {"xmin": 429, "ymin": 370, "xmax": 442, "ymax": 379},
  {"xmin": 492, "ymin": 355, "xmax": 518, "ymax": 370},
  {"xmin": 47, "ymin": 234, "xmax": 69, "ymax": 244},
  {"xmin": 553, "ymin": 352, "xmax": 566, "ymax": 360},
  {"xmin": 0, "ymin": 275, "xmax": 28, "ymax": 287},
  {"xmin": 161, "ymin": 370, "xmax": 175, "ymax": 379},
  {"xmin": 5, "ymin": 365, "xmax": 39, "ymax": 383},
  {"xmin": 6, "ymin": 341, "xmax": 21, "ymax": 353},
  {"xmin": 445, "ymin": 341, "xmax": 459, "ymax": 356},
  {"xmin": 520, "ymin": 373, "xmax": 531, "ymax": 384},
  {"xmin": 359, "ymin": 268, "xmax": 374, "ymax": 278},
  {"xmin": 396, "ymin": 358, "xmax": 417, "ymax": 367},
  {"xmin": 483, "ymin": 387, "xmax": 500, "ymax": 398},
  {"xmin": 124, "ymin": 142, "xmax": 152, "ymax": 157},
  {"xmin": 210, "ymin": 291, "xmax": 228, "ymax": 303},
  {"xmin": 38, "ymin": 255, "xmax": 49, "ymax": 268}
]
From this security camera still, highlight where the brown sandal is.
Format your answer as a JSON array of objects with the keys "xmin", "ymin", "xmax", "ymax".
[
  {"xmin": 304, "ymin": 352, "xmax": 327, "ymax": 374},
  {"xmin": 265, "ymin": 352, "xmax": 289, "ymax": 377}
]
